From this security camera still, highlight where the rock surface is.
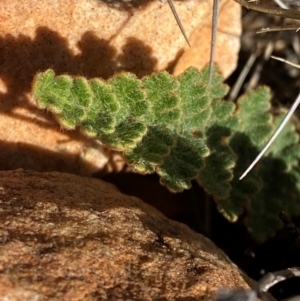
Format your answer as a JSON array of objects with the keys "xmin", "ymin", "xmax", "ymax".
[
  {"xmin": 0, "ymin": 169, "xmax": 252, "ymax": 301},
  {"xmin": 0, "ymin": 0, "xmax": 241, "ymax": 175},
  {"xmin": 1, "ymin": 0, "xmax": 240, "ymax": 77},
  {"xmin": 173, "ymin": 0, "xmax": 241, "ymax": 76}
]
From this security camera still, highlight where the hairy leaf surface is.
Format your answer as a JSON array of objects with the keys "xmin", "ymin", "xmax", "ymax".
[{"xmin": 32, "ymin": 67, "xmax": 300, "ymax": 241}]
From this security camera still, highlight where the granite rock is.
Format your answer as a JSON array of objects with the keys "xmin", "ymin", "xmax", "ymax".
[{"xmin": 0, "ymin": 169, "xmax": 252, "ymax": 301}]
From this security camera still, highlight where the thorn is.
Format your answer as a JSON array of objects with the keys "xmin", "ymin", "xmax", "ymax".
[
  {"xmin": 166, "ymin": 0, "xmax": 191, "ymax": 47},
  {"xmin": 271, "ymin": 55, "xmax": 300, "ymax": 69},
  {"xmin": 208, "ymin": 0, "xmax": 220, "ymax": 86},
  {"xmin": 239, "ymin": 91, "xmax": 300, "ymax": 180},
  {"xmin": 272, "ymin": 0, "xmax": 289, "ymax": 9}
]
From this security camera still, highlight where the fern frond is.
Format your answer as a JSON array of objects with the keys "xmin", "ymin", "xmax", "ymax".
[{"xmin": 32, "ymin": 66, "xmax": 300, "ymax": 241}]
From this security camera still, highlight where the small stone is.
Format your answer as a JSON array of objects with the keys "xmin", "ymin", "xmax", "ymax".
[{"xmin": 0, "ymin": 229, "xmax": 9, "ymax": 245}]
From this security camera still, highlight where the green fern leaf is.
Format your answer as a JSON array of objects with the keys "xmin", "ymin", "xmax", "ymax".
[{"xmin": 32, "ymin": 67, "xmax": 300, "ymax": 241}]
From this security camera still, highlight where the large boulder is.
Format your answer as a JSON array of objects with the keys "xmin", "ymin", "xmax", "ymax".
[{"xmin": 0, "ymin": 169, "xmax": 252, "ymax": 300}]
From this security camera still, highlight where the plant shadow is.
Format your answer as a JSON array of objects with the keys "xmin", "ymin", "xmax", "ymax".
[{"xmin": 0, "ymin": 26, "xmax": 157, "ymax": 172}]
